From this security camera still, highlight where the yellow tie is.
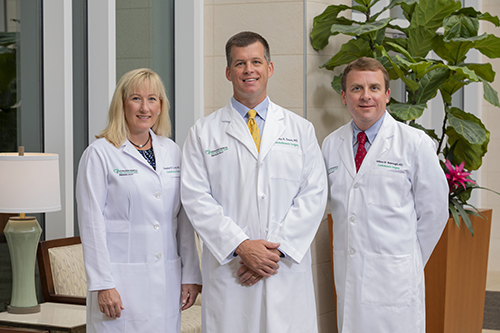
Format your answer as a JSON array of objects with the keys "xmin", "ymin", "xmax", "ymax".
[{"xmin": 247, "ymin": 109, "xmax": 261, "ymax": 152}]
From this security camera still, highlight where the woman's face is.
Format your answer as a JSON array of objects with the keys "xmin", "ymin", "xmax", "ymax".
[{"xmin": 124, "ymin": 83, "xmax": 161, "ymax": 135}]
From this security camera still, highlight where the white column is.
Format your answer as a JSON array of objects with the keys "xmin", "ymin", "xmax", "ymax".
[
  {"xmin": 174, "ymin": 0, "xmax": 204, "ymax": 147},
  {"xmin": 43, "ymin": 0, "xmax": 74, "ymax": 239},
  {"xmin": 87, "ymin": 0, "xmax": 116, "ymax": 142}
]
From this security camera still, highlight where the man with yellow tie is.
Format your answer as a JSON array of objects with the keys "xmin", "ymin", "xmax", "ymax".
[{"xmin": 181, "ymin": 31, "xmax": 327, "ymax": 333}]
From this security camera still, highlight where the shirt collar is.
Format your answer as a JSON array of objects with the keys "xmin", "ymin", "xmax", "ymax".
[
  {"xmin": 352, "ymin": 112, "xmax": 386, "ymax": 144},
  {"xmin": 231, "ymin": 96, "xmax": 269, "ymax": 120}
]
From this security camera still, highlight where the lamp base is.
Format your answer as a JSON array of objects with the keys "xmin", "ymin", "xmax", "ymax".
[
  {"xmin": 4, "ymin": 216, "xmax": 42, "ymax": 313},
  {"xmin": 7, "ymin": 304, "xmax": 41, "ymax": 314}
]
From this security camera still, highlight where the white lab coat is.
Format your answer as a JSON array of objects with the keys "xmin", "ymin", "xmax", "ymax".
[
  {"xmin": 322, "ymin": 112, "xmax": 449, "ymax": 333},
  {"xmin": 181, "ymin": 100, "xmax": 327, "ymax": 333},
  {"xmin": 76, "ymin": 130, "xmax": 202, "ymax": 333}
]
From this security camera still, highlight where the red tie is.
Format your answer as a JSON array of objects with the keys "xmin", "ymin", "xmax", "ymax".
[{"xmin": 355, "ymin": 132, "xmax": 367, "ymax": 172}]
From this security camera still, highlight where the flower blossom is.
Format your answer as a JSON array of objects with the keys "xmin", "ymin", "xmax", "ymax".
[{"xmin": 444, "ymin": 159, "xmax": 476, "ymax": 193}]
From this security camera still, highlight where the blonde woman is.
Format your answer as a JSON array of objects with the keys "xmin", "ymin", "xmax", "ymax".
[{"xmin": 77, "ymin": 68, "xmax": 201, "ymax": 332}]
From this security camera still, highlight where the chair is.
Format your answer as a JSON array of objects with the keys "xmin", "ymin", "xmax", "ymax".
[
  {"xmin": 37, "ymin": 235, "xmax": 202, "ymax": 333},
  {"xmin": 37, "ymin": 236, "xmax": 86, "ymax": 305}
]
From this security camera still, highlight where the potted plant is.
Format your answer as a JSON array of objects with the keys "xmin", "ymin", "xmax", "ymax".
[{"xmin": 311, "ymin": 0, "xmax": 499, "ymax": 332}]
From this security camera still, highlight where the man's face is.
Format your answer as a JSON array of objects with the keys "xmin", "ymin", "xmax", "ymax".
[
  {"xmin": 341, "ymin": 69, "xmax": 390, "ymax": 131},
  {"xmin": 225, "ymin": 41, "xmax": 274, "ymax": 108}
]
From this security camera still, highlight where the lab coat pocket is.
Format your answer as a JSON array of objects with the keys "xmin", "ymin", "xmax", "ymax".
[
  {"xmin": 361, "ymin": 252, "xmax": 411, "ymax": 306},
  {"xmin": 108, "ymin": 263, "xmax": 149, "ymax": 321},
  {"xmin": 105, "ymin": 220, "xmax": 130, "ymax": 263},
  {"xmin": 367, "ymin": 169, "xmax": 405, "ymax": 207},
  {"xmin": 164, "ymin": 257, "xmax": 182, "ymax": 318}
]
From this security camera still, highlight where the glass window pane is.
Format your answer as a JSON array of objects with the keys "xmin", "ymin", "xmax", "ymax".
[{"xmin": 116, "ymin": 0, "xmax": 175, "ymax": 138}]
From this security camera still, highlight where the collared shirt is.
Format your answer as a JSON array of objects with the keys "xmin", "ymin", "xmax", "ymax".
[
  {"xmin": 231, "ymin": 96, "xmax": 269, "ymax": 136},
  {"xmin": 352, "ymin": 112, "xmax": 386, "ymax": 155}
]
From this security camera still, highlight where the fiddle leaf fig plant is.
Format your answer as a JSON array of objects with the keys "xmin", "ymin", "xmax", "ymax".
[{"xmin": 311, "ymin": 0, "xmax": 500, "ymax": 234}]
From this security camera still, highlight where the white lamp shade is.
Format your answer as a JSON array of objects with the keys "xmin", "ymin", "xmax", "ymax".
[{"xmin": 0, "ymin": 153, "xmax": 61, "ymax": 213}]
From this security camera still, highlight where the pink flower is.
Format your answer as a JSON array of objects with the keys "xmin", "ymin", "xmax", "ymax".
[{"xmin": 444, "ymin": 160, "xmax": 476, "ymax": 193}]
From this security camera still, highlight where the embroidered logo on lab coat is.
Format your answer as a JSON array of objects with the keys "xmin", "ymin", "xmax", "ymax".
[
  {"xmin": 205, "ymin": 147, "xmax": 228, "ymax": 157},
  {"xmin": 113, "ymin": 169, "xmax": 138, "ymax": 176},
  {"xmin": 275, "ymin": 137, "xmax": 299, "ymax": 148},
  {"xmin": 376, "ymin": 160, "xmax": 403, "ymax": 170},
  {"xmin": 164, "ymin": 166, "xmax": 180, "ymax": 176},
  {"xmin": 327, "ymin": 166, "xmax": 338, "ymax": 175}
]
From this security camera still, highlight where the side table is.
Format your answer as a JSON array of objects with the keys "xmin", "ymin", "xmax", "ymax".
[{"xmin": 0, "ymin": 303, "xmax": 85, "ymax": 333}]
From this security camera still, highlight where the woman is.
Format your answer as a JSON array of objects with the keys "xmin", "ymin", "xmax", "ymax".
[{"xmin": 76, "ymin": 68, "xmax": 202, "ymax": 332}]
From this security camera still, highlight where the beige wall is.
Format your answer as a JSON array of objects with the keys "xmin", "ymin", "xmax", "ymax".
[
  {"xmin": 204, "ymin": 1, "xmax": 352, "ymax": 331},
  {"xmin": 480, "ymin": 0, "xmax": 500, "ymax": 291}
]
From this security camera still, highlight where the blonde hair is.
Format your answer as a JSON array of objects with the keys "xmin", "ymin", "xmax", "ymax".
[{"xmin": 96, "ymin": 68, "xmax": 171, "ymax": 147}]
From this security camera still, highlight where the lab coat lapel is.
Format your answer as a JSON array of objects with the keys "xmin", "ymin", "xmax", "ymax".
[
  {"xmin": 150, "ymin": 130, "xmax": 165, "ymax": 175},
  {"xmin": 338, "ymin": 122, "xmax": 356, "ymax": 179},
  {"xmin": 259, "ymin": 102, "xmax": 286, "ymax": 163},
  {"xmin": 223, "ymin": 102, "xmax": 259, "ymax": 160},
  {"xmin": 356, "ymin": 112, "xmax": 391, "ymax": 178}
]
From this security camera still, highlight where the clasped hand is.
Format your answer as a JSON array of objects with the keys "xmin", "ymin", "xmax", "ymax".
[{"xmin": 235, "ymin": 239, "xmax": 281, "ymax": 286}]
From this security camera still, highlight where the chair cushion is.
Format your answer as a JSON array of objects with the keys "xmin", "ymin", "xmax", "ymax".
[
  {"xmin": 180, "ymin": 304, "xmax": 202, "ymax": 333},
  {"xmin": 48, "ymin": 244, "xmax": 87, "ymax": 297}
]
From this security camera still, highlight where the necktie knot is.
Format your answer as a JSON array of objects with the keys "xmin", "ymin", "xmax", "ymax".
[
  {"xmin": 357, "ymin": 131, "xmax": 367, "ymax": 146},
  {"xmin": 248, "ymin": 109, "xmax": 257, "ymax": 119}
]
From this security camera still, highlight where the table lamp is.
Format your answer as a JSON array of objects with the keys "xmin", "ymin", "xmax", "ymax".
[{"xmin": 0, "ymin": 147, "xmax": 61, "ymax": 314}]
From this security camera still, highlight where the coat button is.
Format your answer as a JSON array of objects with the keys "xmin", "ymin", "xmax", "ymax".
[
  {"xmin": 349, "ymin": 249, "xmax": 356, "ymax": 255},
  {"xmin": 156, "ymin": 253, "xmax": 162, "ymax": 259},
  {"xmin": 154, "ymin": 224, "xmax": 160, "ymax": 230},
  {"xmin": 349, "ymin": 216, "xmax": 356, "ymax": 223},
  {"xmin": 261, "ymin": 194, "xmax": 266, "ymax": 199},
  {"xmin": 353, "ymin": 183, "xmax": 359, "ymax": 189},
  {"xmin": 155, "ymin": 192, "xmax": 161, "ymax": 199}
]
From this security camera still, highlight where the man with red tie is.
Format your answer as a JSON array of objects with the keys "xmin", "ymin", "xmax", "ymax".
[{"xmin": 322, "ymin": 57, "xmax": 449, "ymax": 333}]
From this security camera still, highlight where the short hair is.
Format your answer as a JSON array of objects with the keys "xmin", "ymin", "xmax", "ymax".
[
  {"xmin": 341, "ymin": 57, "xmax": 390, "ymax": 93},
  {"xmin": 225, "ymin": 31, "xmax": 271, "ymax": 67},
  {"xmin": 96, "ymin": 68, "xmax": 171, "ymax": 148}
]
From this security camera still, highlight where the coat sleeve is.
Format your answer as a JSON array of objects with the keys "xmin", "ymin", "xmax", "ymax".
[
  {"xmin": 267, "ymin": 122, "xmax": 328, "ymax": 264},
  {"xmin": 177, "ymin": 206, "xmax": 203, "ymax": 284},
  {"xmin": 181, "ymin": 125, "xmax": 250, "ymax": 265},
  {"xmin": 412, "ymin": 134, "xmax": 449, "ymax": 265},
  {"xmin": 76, "ymin": 145, "xmax": 115, "ymax": 291}
]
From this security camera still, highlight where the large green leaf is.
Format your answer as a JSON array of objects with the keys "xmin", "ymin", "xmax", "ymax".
[
  {"xmin": 409, "ymin": 122, "xmax": 439, "ymax": 141},
  {"xmin": 310, "ymin": 5, "xmax": 352, "ymax": 50},
  {"xmin": 408, "ymin": 67, "xmax": 450, "ymax": 104},
  {"xmin": 407, "ymin": 26, "xmax": 437, "ymax": 58},
  {"xmin": 446, "ymin": 125, "xmax": 489, "ymax": 171},
  {"xmin": 443, "ymin": 15, "xmax": 479, "ymax": 40},
  {"xmin": 473, "ymin": 34, "xmax": 500, "ymax": 59},
  {"xmin": 432, "ymin": 34, "xmax": 473, "ymax": 64},
  {"xmin": 440, "ymin": 74, "xmax": 469, "ymax": 103},
  {"xmin": 478, "ymin": 12, "xmax": 500, "ymax": 27},
  {"xmin": 401, "ymin": 2, "xmax": 417, "ymax": 21},
  {"xmin": 447, "ymin": 65, "xmax": 479, "ymax": 81},
  {"xmin": 354, "ymin": 0, "xmax": 372, "ymax": 6},
  {"xmin": 412, "ymin": 0, "xmax": 461, "ymax": 31},
  {"xmin": 482, "ymin": 79, "xmax": 500, "ymax": 107},
  {"xmin": 322, "ymin": 38, "xmax": 372, "ymax": 70},
  {"xmin": 467, "ymin": 63, "xmax": 495, "ymax": 82},
  {"xmin": 330, "ymin": 18, "xmax": 392, "ymax": 37},
  {"xmin": 447, "ymin": 107, "xmax": 487, "ymax": 145},
  {"xmin": 377, "ymin": 46, "xmax": 419, "ymax": 91},
  {"xmin": 395, "ymin": 55, "xmax": 437, "ymax": 79},
  {"xmin": 388, "ymin": 103, "xmax": 427, "ymax": 121}
]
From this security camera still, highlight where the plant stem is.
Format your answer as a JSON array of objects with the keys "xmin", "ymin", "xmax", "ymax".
[{"xmin": 436, "ymin": 104, "xmax": 449, "ymax": 155}]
